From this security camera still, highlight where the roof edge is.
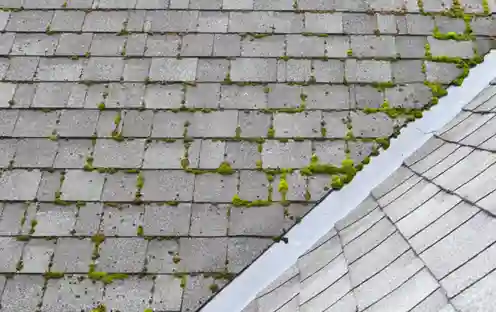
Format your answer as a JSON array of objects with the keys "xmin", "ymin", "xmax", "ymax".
[{"xmin": 201, "ymin": 50, "xmax": 496, "ymax": 312}]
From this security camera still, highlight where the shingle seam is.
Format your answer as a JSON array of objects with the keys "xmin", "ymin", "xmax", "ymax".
[
  {"xmin": 437, "ymin": 111, "xmax": 474, "ymax": 137},
  {"xmin": 375, "ymin": 175, "xmax": 423, "ymax": 205},
  {"xmin": 274, "ymin": 293, "xmax": 298, "ymax": 312},
  {"xmin": 299, "ymin": 271, "xmax": 348, "ymax": 307},
  {"xmin": 405, "ymin": 163, "xmax": 496, "ymax": 218},
  {"xmin": 410, "ymin": 143, "xmax": 465, "ymax": 175},
  {"xmin": 442, "ymin": 241, "xmax": 496, "ymax": 299},
  {"xmin": 299, "ymin": 228, "xmax": 339, "ymax": 257},
  {"xmin": 370, "ymin": 192, "xmax": 452, "ymax": 306},
  {"xmin": 321, "ymin": 290, "xmax": 354, "ymax": 312},
  {"xmin": 392, "ymin": 188, "xmax": 443, "ymax": 225},
  {"xmin": 405, "ymin": 287, "xmax": 443, "ymax": 312},
  {"xmin": 299, "ymin": 251, "xmax": 344, "ymax": 284},
  {"xmin": 336, "ymin": 205, "xmax": 380, "ymax": 234},
  {"xmin": 340, "ymin": 214, "xmax": 386, "ymax": 247},
  {"xmin": 361, "ymin": 266, "xmax": 428, "ymax": 312},
  {"xmin": 434, "ymin": 134, "xmax": 496, "ymax": 153},
  {"xmin": 410, "ymin": 147, "xmax": 481, "ymax": 179},
  {"xmin": 441, "ymin": 113, "xmax": 496, "ymax": 142},
  {"xmin": 346, "ymin": 229, "xmax": 397, "ymax": 267},
  {"xmin": 255, "ymin": 274, "xmax": 297, "ymax": 301},
  {"xmin": 201, "ymin": 51, "xmax": 496, "ymax": 312}
]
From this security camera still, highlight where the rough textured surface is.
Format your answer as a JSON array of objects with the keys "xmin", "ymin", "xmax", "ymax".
[
  {"xmin": 0, "ymin": 0, "xmax": 494, "ymax": 311},
  {"xmin": 243, "ymin": 83, "xmax": 496, "ymax": 312}
]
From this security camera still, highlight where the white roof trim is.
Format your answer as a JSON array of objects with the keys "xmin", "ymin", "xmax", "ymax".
[{"xmin": 201, "ymin": 50, "xmax": 496, "ymax": 312}]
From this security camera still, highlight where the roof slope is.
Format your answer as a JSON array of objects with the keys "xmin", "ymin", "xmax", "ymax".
[{"xmin": 241, "ymin": 82, "xmax": 496, "ymax": 312}]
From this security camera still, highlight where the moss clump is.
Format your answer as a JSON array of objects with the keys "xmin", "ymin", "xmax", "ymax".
[
  {"xmin": 137, "ymin": 225, "xmax": 144, "ymax": 236},
  {"xmin": 91, "ymin": 233, "xmax": 105, "ymax": 245},
  {"xmin": 372, "ymin": 81, "xmax": 395, "ymax": 91},
  {"xmin": 267, "ymin": 127, "xmax": 275, "ymax": 138},
  {"xmin": 43, "ymin": 272, "xmax": 64, "ymax": 279},
  {"xmin": 209, "ymin": 283, "xmax": 220, "ymax": 293},
  {"xmin": 97, "ymin": 102, "xmax": 106, "ymax": 110},
  {"xmin": 330, "ymin": 175, "xmax": 344, "ymax": 190},
  {"xmin": 263, "ymin": 86, "xmax": 271, "ymax": 93},
  {"xmin": 346, "ymin": 49, "xmax": 353, "ymax": 56},
  {"xmin": 278, "ymin": 173, "xmax": 289, "ymax": 201},
  {"xmin": 83, "ymin": 156, "xmax": 95, "ymax": 171},
  {"xmin": 279, "ymin": 55, "xmax": 290, "ymax": 61},
  {"xmin": 172, "ymin": 254, "xmax": 181, "ymax": 264},
  {"xmin": 92, "ymin": 304, "xmax": 107, "ymax": 312},
  {"xmin": 231, "ymin": 194, "xmax": 272, "ymax": 207},
  {"xmin": 217, "ymin": 162, "xmax": 234, "ymax": 175},
  {"xmin": 16, "ymin": 235, "xmax": 30, "ymax": 241}
]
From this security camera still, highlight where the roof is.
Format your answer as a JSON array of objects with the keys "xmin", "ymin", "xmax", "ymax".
[
  {"xmin": 230, "ymin": 80, "xmax": 496, "ymax": 312},
  {"xmin": 0, "ymin": 1, "xmax": 494, "ymax": 312}
]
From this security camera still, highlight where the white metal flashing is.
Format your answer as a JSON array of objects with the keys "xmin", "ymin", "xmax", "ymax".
[{"xmin": 201, "ymin": 50, "xmax": 496, "ymax": 312}]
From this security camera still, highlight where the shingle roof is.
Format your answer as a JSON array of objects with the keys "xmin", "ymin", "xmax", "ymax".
[
  {"xmin": 240, "ymin": 82, "xmax": 496, "ymax": 312},
  {"xmin": 0, "ymin": 0, "xmax": 494, "ymax": 311}
]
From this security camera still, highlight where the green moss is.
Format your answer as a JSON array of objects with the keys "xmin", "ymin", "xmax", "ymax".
[
  {"xmin": 217, "ymin": 161, "xmax": 234, "ymax": 175},
  {"xmin": 172, "ymin": 255, "xmax": 181, "ymax": 264},
  {"xmin": 144, "ymin": 309, "xmax": 153, "ymax": 312},
  {"xmin": 209, "ymin": 283, "xmax": 220, "ymax": 293},
  {"xmin": 231, "ymin": 194, "xmax": 272, "ymax": 207},
  {"xmin": 256, "ymin": 159, "xmax": 263, "ymax": 169},
  {"xmin": 92, "ymin": 304, "xmax": 107, "ymax": 312},
  {"xmin": 16, "ymin": 260, "xmax": 23, "ymax": 271},
  {"xmin": 165, "ymin": 201, "xmax": 179, "ymax": 206},
  {"xmin": 278, "ymin": 172, "xmax": 289, "ymax": 201},
  {"xmin": 424, "ymin": 43, "xmax": 431, "ymax": 58},
  {"xmin": 267, "ymin": 127, "xmax": 275, "ymax": 138},
  {"xmin": 278, "ymin": 55, "xmax": 290, "ymax": 61},
  {"xmin": 272, "ymin": 235, "xmax": 289, "ymax": 244},
  {"xmin": 101, "ymin": 273, "xmax": 129, "ymax": 284},
  {"xmin": 346, "ymin": 49, "xmax": 353, "ymax": 57},
  {"xmin": 136, "ymin": 172, "xmax": 145, "ymax": 189},
  {"xmin": 263, "ymin": 86, "xmax": 271, "ymax": 93},
  {"xmin": 137, "ymin": 225, "xmax": 144, "ymax": 236},
  {"xmin": 235, "ymin": 125, "xmax": 242, "ymax": 138},
  {"xmin": 83, "ymin": 156, "xmax": 95, "ymax": 171},
  {"xmin": 43, "ymin": 272, "xmax": 64, "ymax": 279},
  {"xmin": 372, "ymin": 81, "xmax": 395, "ymax": 91},
  {"xmin": 97, "ymin": 102, "xmax": 106, "ymax": 110},
  {"xmin": 29, "ymin": 219, "xmax": 38, "ymax": 235},
  {"xmin": 91, "ymin": 233, "xmax": 105, "ymax": 245},
  {"xmin": 330, "ymin": 175, "xmax": 344, "ymax": 190},
  {"xmin": 16, "ymin": 235, "xmax": 30, "ymax": 241},
  {"xmin": 223, "ymin": 72, "xmax": 232, "ymax": 85}
]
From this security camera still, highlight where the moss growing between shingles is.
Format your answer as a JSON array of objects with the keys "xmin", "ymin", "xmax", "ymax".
[
  {"xmin": 424, "ymin": 43, "xmax": 432, "ymax": 58},
  {"xmin": 278, "ymin": 171, "xmax": 289, "ymax": 201},
  {"xmin": 279, "ymin": 55, "xmax": 290, "ymax": 61},
  {"xmin": 16, "ymin": 235, "xmax": 30, "ymax": 241},
  {"xmin": 43, "ymin": 271, "xmax": 64, "ymax": 279},
  {"xmin": 209, "ymin": 283, "xmax": 220, "ymax": 293},
  {"xmin": 232, "ymin": 194, "xmax": 272, "ymax": 207},
  {"xmin": 91, "ymin": 233, "xmax": 105, "ymax": 260},
  {"xmin": 97, "ymin": 102, "xmax": 106, "ymax": 110},
  {"xmin": 482, "ymin": 0, "xmax": 490, "ymax": 14},
  {"xmin": 92, "ymin": 304, "xmax": 107, "ymax": 312},
  {"xmin": 272, "ymin": 235, "xmax": 289, "ymax": 244},
  {"xmin": 16, "ymin": 260, "xmax": 23, "ymax": 271},
  {"xmin": 137, "ymin": 225, "xmax": 144, "ymax": 236},
  {"xmin": 172, "ymin": 254, "xmax": 181, "ymax": 264},
  {"xmin": 267, "ymin": 127, "xmax": 275, "ymax": 138},
  {"xmin": 134, "ymin": 172, "xmax": 145, "ymax": 202},
  {"xmin": 346, "ymin": 49, "xmax": 353, "ymax": 57},
  {"xmin": 28, "ymin": 219, "xmax": 38, "ymax": 235},
  {"xmin": 88, "ymin": 271, "xmax": 128, "ymax": 284},
  {"xmin": 235, "ymin": 125, "xmax": 242, "ymax": 138},
  {"xmin": 371, "ymin": 81, "xmax": 395, "ymax": 91}
]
